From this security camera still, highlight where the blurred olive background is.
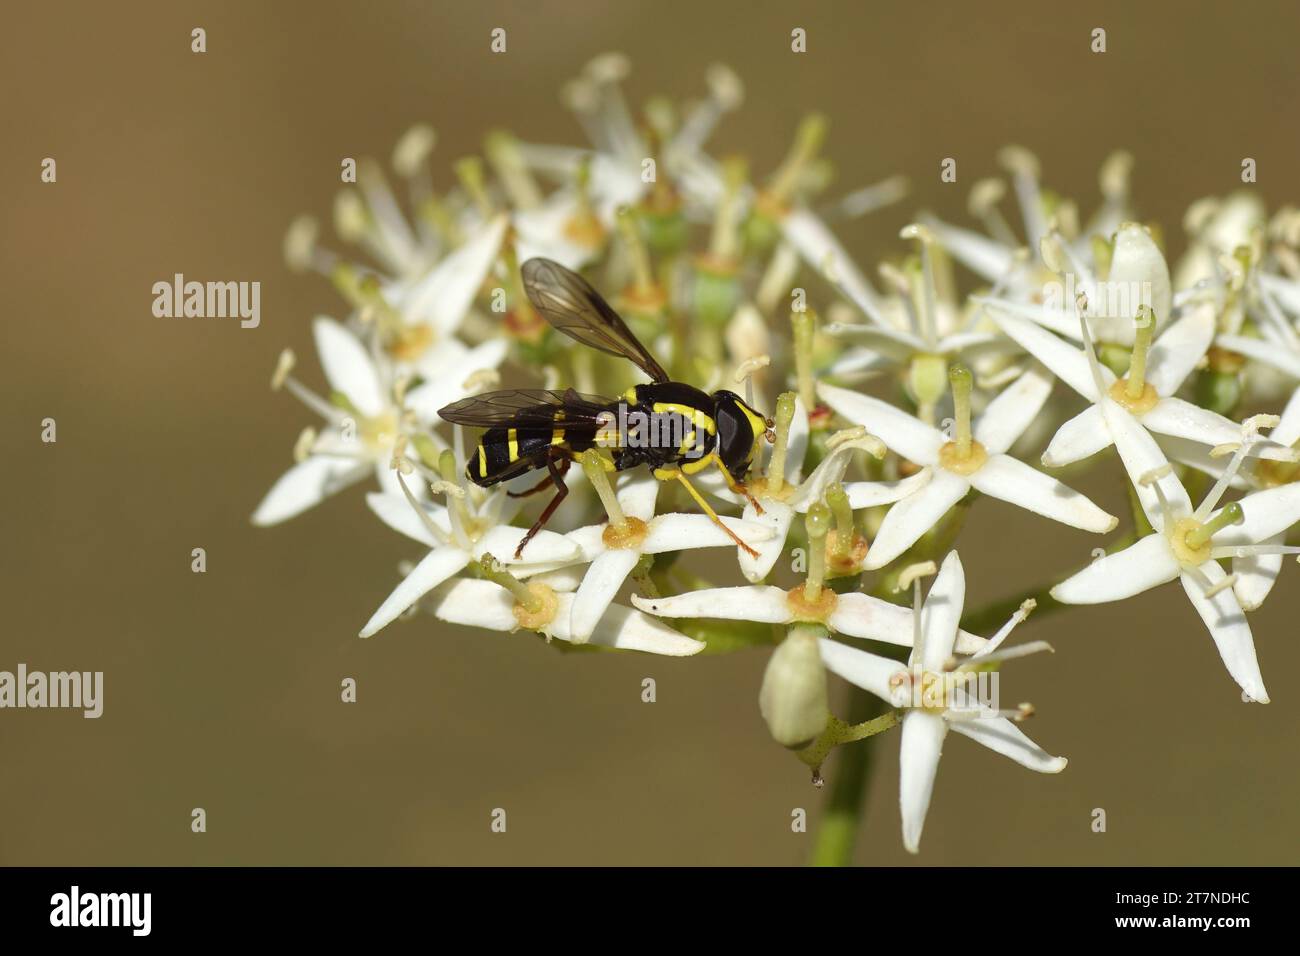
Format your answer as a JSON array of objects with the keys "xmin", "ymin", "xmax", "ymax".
[{"xmin": 3, "ymin": 0, "xmax": 1299, "ymax": 866}]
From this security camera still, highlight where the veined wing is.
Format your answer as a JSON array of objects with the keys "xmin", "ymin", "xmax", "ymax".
[
  {"xmin": 437, "ymin": 388, "xmax": 614, "ymax": 429},
  {"xmin": 521, "ymin": 257, "xmax": 670, "ymax": 383}
]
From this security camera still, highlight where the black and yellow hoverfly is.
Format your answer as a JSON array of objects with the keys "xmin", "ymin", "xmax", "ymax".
[{"xmin": 438, "ymin": 257, "xmax": 773, "ymax": 558}]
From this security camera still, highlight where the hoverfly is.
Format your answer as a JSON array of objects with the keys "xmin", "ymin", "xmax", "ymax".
[{"xmin": 438, "ymin": 257, "xmax": 773, "ymax": 558}]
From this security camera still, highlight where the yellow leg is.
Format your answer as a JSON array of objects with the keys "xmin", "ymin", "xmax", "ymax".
[{"xmin": 671, "ymin": 470, "xmax": 760, "ymax": 558}]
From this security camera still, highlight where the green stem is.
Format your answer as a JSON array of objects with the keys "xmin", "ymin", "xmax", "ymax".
[{"xmin": 808, "ymin": 685, "xmax": 883, "ymax": 866}]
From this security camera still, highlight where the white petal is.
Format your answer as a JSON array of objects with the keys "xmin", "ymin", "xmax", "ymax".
[
  {"xmin": 471, "ymin": 525, "xmax": 580, "ymax": 566},
  {"xmin": 569, "ymin": 549, "xmax": 640, "ymax": 642},
  {"xmin": 1042, "ymin": 405, "xmax": 1112, "ymax": 467},
  {"xmin": 427, "ymin": 578, "xmax": 518, "ymax": 630},
  {"xmin": 1144, "ymin": 304, "xmax": 1215, "ymax": 396},
  {"xmin": 918, "ymin": 552, "xmax": 965, "ymax": 670},
  {"xmin": 817, "ymin": 382, "xmax": 944, "ymax": 465},
  {"xmin": 974, "ymin": 362, "xmax": 1054, "ymax": 455},
  {"xmin": 823, "ymin": 324, "xmax": 922, "ymax": 361},
  {"xmin": 968, "ymin": 454, "xmax": 1116, "ymax": 532},
  {"xmin": 404, "ymin": 339, "xmax": 509, "ymax": 422},
  {"xmin": 1050, "ymin": 533, "xmax": 1179, "ymax": 604},
  {"xmin": 947, "ymin": 716, "xmax": 1067, "ymax": 772},
  {"xmin": 1216, "ymin": 334, "xmax": 1300, "ymax": 378},
  {"xmin": 842, "ymin": 471, "xmax": 933, "ymax": 510},
  {"xmin": 312, "ymin": 316, "xmax": 386, "ymax": 417},
  {"xmin": 575, "ymin": 602, "xmax": 705, "ymax": 656},
  {"xmin": 782, "ymin": 206, "xmax": 890, "ymax": 326},
  {"xmin": 251, "ymin": 455, "xmax": 368, "ymax": 526},
  {"xmin": 1140, "ymin": 397, "xmax": 1240, "ymax": 449},
  {"xmin": 1232, "ymin": 535, "xmax": 1284, "ymax": 612},
  {"xmin": 616, "ymin": 471, "xmax": 660, "ymax": 522},
  {"xmin": 641, "ymin": 514, "xmax": 772, "ymax": 553},
  {"xmin": 1226, "ymin": 483, "xmax": 1300, "ymax": 544},
  {"xmin": 986, "ymin": 308, "xmax": 1110, "ymax": 401},
  {"xmin": 921, "ymin": 215, "xmax": 1015, "ymax": 283},
  {"xmin": 365, "ymin": 491, "xmax": 449, "ymax": 547},
  {"xmin": 1179, "ymin": 567, "xmax": 1268, "ymax": 703},
  {"xmin": 829, "ymin": 593, "xmax": 987, "ymax": 655},
  {"xmin": 899, "ymin": 711, "xmax": 948, "ymax": 854},
  {"xmin": 402, "ymin": 214, "xmax": 507, "ymax": 336},
  {"xmin": 630, "ymin": 586, "xmax": 790, "ymax": 623},
  {"xmin": 817, "ymin": 638, "xmax": 909, "ymax": 706},
  {"xmin": 737, "ymin": 500, "xmax": 795, "ymax": 583},
  {"xmin": 1096, "ymin": 223, "xmax": 1171, "ymax": 345},
  {"xmin": 1100, "ymin": 398, "xmax": 1193, "ymax": 527},
  {"xmin": 1273, "ymin": 386, "xmax": 1300, "ymax": 447},
  {"xmin": 863, "ymin": 470, "xmax": 971, "ymax": 570},
  {"xmin": 360, "ymin": 546, "xmax": 472, "ymax": 637}
]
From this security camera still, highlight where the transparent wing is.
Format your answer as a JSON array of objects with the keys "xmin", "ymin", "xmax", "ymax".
[
  {"xmin": 437, "ymin": 388, "xmax": 613, "ymax": 428},
  {"xmin": 522, "ymin": 257, "xmax": 670, "ymax": 383}
]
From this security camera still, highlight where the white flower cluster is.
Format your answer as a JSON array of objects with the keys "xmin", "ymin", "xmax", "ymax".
[{"xmin": 254, "ymin": 55, "xmax": 1300, "ymax": 854}]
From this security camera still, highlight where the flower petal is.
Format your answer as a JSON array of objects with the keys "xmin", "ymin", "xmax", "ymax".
[
  {"xmin": 641, "ymin": 514, "xmax": 773, "ymax": 553},
  {"xmin": 427, "ymin": 578, "xmax": 518, "ymax": 630},
  {"xmin": 737, "ymin": 500, "xmax": 795, "ymax": 582},
  {"xmin": 974, "ymin": 362, "xmax": 1055, "ymax": 455},
  {"xmin": 1273, "ymin": 386, "xmax": 1300, "ymax": 447},
  {"xmin": 899, "ymin": 710, "xmax": 948, "ymax": 854},
  {"xmin": 968, "ymin": 454, "xmax": 1116, "ymax": 532},
  {"xmin": 863, "ymin": 470, "xmax": 971, "ymax": 570},
  {"xmin": 616, "ymin": 471, "xmax": 661, "ymax": 522},
  {"xmin": 360, "ymin": 545, "xmax": 472, "ymax": 637},
  {"xmin": 569, "ymin": 549, "xmax": 641, "ymax": 642},
  {"xmin": 312, "ymin": 316, "xmax": 386, "ymax": 418},
  {"xmin": 576, "ymin": 602, "xmax": 705, "ymax": 656},
  {"xmin": 1231, "ymin": 535, "xmax": 1284, "ymax": 612},
  {"xmin": 404, "ymin": 339, "xmax": 509, "ymax": 422},
  {"xmin": 921, "ymin": 215, "xmax": 1016, "ymax": 283},
  {"xmin": 471, "ymin": 525, "xmax": 580, "ymax": 566},
  {"xmin": 917, "ymin": 551, "xmax": 965, "ymax": 669},
  {"xmin": 1224, "ymin": 483, "xmax": 1300, "ymax": 544},
  {"xmin": 985, "ymin": 307, "xmax": 1110, "ymax": 401},
  {"xmin": 1179, "ymin": 567, "xmax": 1269, "ymax": 703},
  {"xmin": 631, "ymin": 585, "xmax": 790, "ymax": 623},
  {"xmin": 1145, "ymin": 304, "xmax": 1215, "ymax": 396},
  {"xmin": 842, "ymin": 471, "xmax": 933, "ymax": 510},
  {"xmin": 818, "ymin": 383, "xmax": 945, "ymax": 465},
  {"xmin": 1050, "ymin": 533, "xmax": 1179, "ymax": 604},
  {"xmin": 1217, "ymin": 334, "xmax": 1300, "ymax": 378},
  {"xmin": 365, "ymin": 491, "xmax": 449, "ymax": 547},
  {"xmin": 782, "ymin": 206, "xmax": 890, "ymax": 327},
  {"xmin": 1100, "ymin": 398, "xmax": 1193, "ymax": 527},
  {"xmin": 402, "ymin": 214, "xmax": 508, "ymax": 336},
  {"xmin": 946, "ymin": 716, "xmax": 1067, "ymax": 772},
  {"xmin": 1042, "ymin": 405, "xmax": 1112, "ymax": 467},
  {"xmin": 1139, "ymin": 397, "xmax": 1241, "ymax": 449},
  {"xmin": 251, "ymin": 455, "xmax": 368, "ymax": 526},
  {"xmin": 828, "ymin": 592, "xmax": 988, "ymax": 655},
  {"xmin": 817, "ymin": 638, "xmax": 909, "ymax": 706}
]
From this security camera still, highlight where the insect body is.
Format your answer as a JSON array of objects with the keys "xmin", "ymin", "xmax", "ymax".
[{"xmin": 438, "ymin": 258, "xmax": 772, "ymax": 558}]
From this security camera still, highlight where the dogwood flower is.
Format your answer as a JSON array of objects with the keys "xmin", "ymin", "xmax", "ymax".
[
  {"xmin": 423, "ymin": 572, "xmax": 703, "ymax": 656},
  {"xmin": 1053, "ymin": 421, "xmax": 1300, "ymax": 702},
  {"xmin": 253, "ymin": 318, "xmax": 435, "ymax": 525},
  {"xmin": 358, "ymin": 452, "xmax": 581, "ymax": 638},
  {"xmin": 555, "ymin": 464, "xmax": 774, "ymax": 644},
  {"xmin": 632, "ymin": 506, "xmax": 990, "ymax": 655},
  {"xmin": 986, "ymin": 299, "xmax": 1293, "ymax": 467},
  {"xmin": 819, "ymin": 363, "xmax": 1116, "ymax": 570},
  {"xmin": 817, "ymin": 552, "xmax": 1066, "ymax": 853}
]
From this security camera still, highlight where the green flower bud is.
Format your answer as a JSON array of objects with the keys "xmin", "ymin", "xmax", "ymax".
[{"xmin": 759, "ymin": 625, "xmax": 829, "ymax": 749}]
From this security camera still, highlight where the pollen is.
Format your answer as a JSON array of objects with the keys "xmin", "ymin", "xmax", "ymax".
[
  {"xmin": 785, "ymin": 584, "xmax": 838, "ymax": 624},
  {"xmin": 1107, "ymin": 377, "xmax": 1159, "ymax": 414},
  {"xmin": 512, "ymin": 582, "xmax": 559, "ymax": 631},
  {"xmin": 602, "ymin": 515, "xmax": 649, "ymax": 550},
  {"xmin": 938, "ymin": 438, "xmax": 988, "ymax": 475},
  {"xmin": 384, "ymin": 324, "xmax": 436, "ymax": 363}
]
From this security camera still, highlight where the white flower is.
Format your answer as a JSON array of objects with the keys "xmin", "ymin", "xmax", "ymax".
[
  {"xmin": 1052, "ymin": 422, "xmax": 1300, "ymax": 702},
  {"xmin": 358, "ymin": 465, "xmax": 581, "ymax": 638},
  {"xmin": 819, "ymin": 364, "xmax": 1116, "ymax": 570},
  {"xmin": 252, "ymin": 317, "xmax": 430, "ymax": 525},
  {"xmin": 424, "ymin": 578, "xmax": 703, "ymax": 656},
  {"xmin": 986, "ymin": 299, "xmax": 1294, "ymax": 470},
  {"xmin": 550, "ymin": 472, "xmax": 775, "ymax": 643},
  {"xmin": 817, "ymin": 552, "xmax": 1066, "ymax": 853},
  {"xmin": 630, "ymin": 579, "xmax": 989, "ymax": 656}
]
